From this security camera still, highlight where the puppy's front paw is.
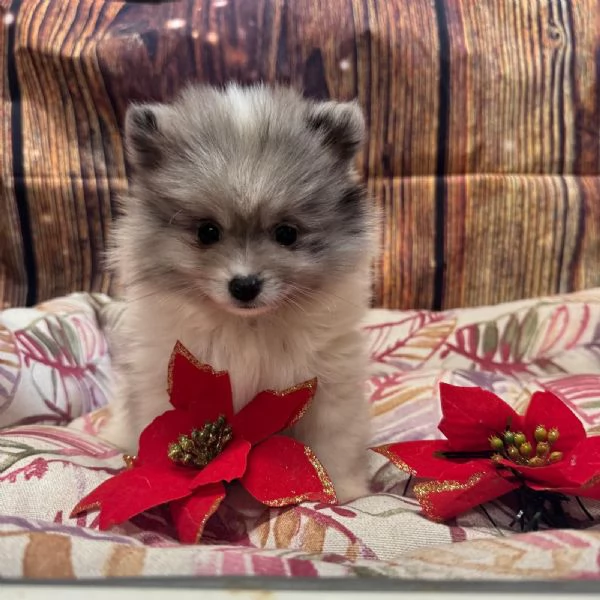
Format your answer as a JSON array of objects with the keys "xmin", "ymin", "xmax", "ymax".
[{"xmin": 331, "ymin": 474, "xmax": 369, "ymax": 505}]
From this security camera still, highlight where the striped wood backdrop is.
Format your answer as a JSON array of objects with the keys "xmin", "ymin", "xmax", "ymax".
[{"xmin": 1, "ymin": 0, "xmax": 599, "ymax": 310}]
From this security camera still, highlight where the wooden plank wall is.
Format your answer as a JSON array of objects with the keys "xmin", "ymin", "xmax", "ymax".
[{"xmin": 0, "ymin": 0, "xmax": 599, "ymax": 310}]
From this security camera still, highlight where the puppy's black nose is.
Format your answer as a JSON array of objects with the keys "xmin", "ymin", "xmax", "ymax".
[{"xmin": 228, "ymin": 275, "xmax": 263, "ymax": 303}]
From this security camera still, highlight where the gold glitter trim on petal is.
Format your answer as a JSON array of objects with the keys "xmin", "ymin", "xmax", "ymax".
[
  {"xmin": 262, "ymin": 494, "xmax": 314, "ymax": 508},
  {"xmin": 259, "ymin": 445, "xmax": 337, "ymax": 507},
  {"xmin": 264, "ymin": 377, "xmax": 318, "ymax": 398},
  {"xmin": 581, "ymin": 473, "xmax": 600, "ymax": 489},
  {"xmin": 413, "ymin": 472, "xmax": 488, "ymax": 521},
  {"xmin": 70, "ymin": 501, "xmax": 101, "ymax": 518},
  {"xmin": 260, "ymin": 378, "xmax": 318, "ymax": 428},
  {"xmin": 370, "ymin": 445, "xmax": 417, "ymax": 476},
  {"xmin": 167, "ymin": 341, "xmax": 317, "ymax": 424},
  {"xmin": 280, "ymin": 378, "xmax": 318, "ymax": 427},
  {"xmin": 305, "ymin": 445, "xmax": 337, "ymax": 503},
  {"xmin": 123, "ymin": 454, "xmax": 136, "ymax": 469},
  {"xmin": 194, "ymin": 493, "xmax": 226, "ymax": 544},
  {"xmin": 167, "ymin": 341, "xmax": 230, "ymax": 395}
]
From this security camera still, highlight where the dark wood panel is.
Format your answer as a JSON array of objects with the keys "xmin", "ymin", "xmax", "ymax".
[
  {"xmin": 573, "ymin": 176, "xmax": 600, "ymax": 292},
  {"xmin": 355, "ymin": 0, "xmax": 440, "ymax": 179},
  {"xmin": 442, "ymin": 175, "xmax": 599, "ymax": 309},
  {"xmin": 1, "ymin": 0, "xmax": 600, "ymax": 311},
  {"xmin": 371, "ymin": 176, "xmax": 436, "ymax": 309},
  {"xmin": 0, "ymin": 1, "xmax": 26, "ymax": 308},
  {"xmin": 570, "ymin": 2, "xmax": 600, "ymax": 175},
  {"xmin": 14, "ymin": 0, "xmax": 124, "ymax": 300},
  {"xmin": 443, "ymin": 0, "xmax": 600, "ymax": 176}
]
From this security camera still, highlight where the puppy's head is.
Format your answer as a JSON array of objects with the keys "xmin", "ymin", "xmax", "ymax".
[{"xmin": 120, "ymin": 84, "xmax": 376, "ymax": 316}]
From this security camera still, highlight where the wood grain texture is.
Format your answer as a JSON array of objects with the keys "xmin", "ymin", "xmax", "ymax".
[
  {"xmin": 443, "ymin": 175, "xmax": 600, "ymax": 308},
  {"xmin": 0, "ymin": 0, "xmax": 599, "ymax": 311},
  {"xmin": 569, "ymin": 1, "xmax": 600, "ymax": 175},
  {"xmin": 375, "ymin": 176, "xmax": 436, "ymax": 309},
  {"xmin": 438, "ymin": 0, "xmax": 600, "ymax": 308},
  {"xmin": 14, "ymin": 0, "xmax": 124, "ymax": 302},
  {"xmin": 0, "ymin": 1, "xmax": 26, "ymax": 308},
  {"xmin": 355, "ymin": 0, "xmax": 441, "ymax": 179},
  {"xmin": 444, "ymin": 0, "xmax": 579, "ymax": 174}
]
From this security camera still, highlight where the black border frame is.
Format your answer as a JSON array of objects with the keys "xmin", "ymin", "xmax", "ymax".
[{"xmin": 2, "ymin": 577, "xmax": 600, "ymax": 594}]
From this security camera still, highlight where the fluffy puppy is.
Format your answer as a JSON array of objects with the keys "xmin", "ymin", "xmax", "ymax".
[{"xmin": 100, "ymin": 84, "xmax": 379, "ymax": 502}]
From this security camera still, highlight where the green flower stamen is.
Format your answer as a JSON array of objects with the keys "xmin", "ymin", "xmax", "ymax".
[
  {"xmin": 513, "ymin": 432, "xmax": 526, "ymax": 447},
  {"xmin": 534, "ymin": 425, "xmax": 548, "ymax": 442},
  {"xmin": 489, "ymin": 425, "xmax": 562, "ymax": 468},
  {"xmin": 489, "ymin": 435, "xmax": 504, "ymax": 451}
]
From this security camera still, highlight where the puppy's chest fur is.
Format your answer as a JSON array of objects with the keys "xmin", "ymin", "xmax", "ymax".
[
  {"xmin": 183, "ymin": 320, "xmax": 313, "ymax": 406},
  {"xmin": 123, "ymin": 300, "xmax": 320, "ymax": 414}
]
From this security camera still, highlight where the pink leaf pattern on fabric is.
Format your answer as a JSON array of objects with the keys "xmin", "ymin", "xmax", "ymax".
[
  {"xmin": 0, "ymin": 295, "xmax": 111, "ymax": 427},
  {"xmin": 2, "ymin": 290, "xmax": 600, "ymax": 579},
  {"xmin": 0, "ymin": 325, "xmax": 21, "ymax": 413}
]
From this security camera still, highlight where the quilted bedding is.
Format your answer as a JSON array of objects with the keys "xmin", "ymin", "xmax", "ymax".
[{"xmin": 2, "ymin": 289, "xmax": 600, "ymax": 580}]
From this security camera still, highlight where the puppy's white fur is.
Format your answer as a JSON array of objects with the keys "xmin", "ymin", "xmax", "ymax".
[{"xmin": 101, "ymin": 84, "xmax": 379, "ymax": 503}]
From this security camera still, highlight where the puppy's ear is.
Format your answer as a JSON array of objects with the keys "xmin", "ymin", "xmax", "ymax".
[
  {"xmin": 306, "ymin": 100, "xmax": 365, "ymax": 161},
  {"xmin": 124, "ymin": 103, "xmax": 170, "ymax": 170}
]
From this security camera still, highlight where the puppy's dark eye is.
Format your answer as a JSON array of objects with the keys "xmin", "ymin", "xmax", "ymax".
[
  {"xmin": 274, "ymin": 224, "xmax": 298, "ymax": 247},
  {"xmin": 197, "ymin": 221, "xmax": 221, "ymax": 246}
]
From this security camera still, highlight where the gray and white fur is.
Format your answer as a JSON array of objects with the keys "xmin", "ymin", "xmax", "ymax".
[{"xmin": 101, "ymin": 83, "xmax": 380, "ymax": 503}]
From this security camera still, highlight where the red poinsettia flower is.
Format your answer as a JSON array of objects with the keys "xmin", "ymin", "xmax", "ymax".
[
  {"xmin": 72, "ymin": 342, "xmax": 336, "ymax": 543},
  {"xmin": 372, "ymin": 383, "xmax": 600, "ymax": 521}
]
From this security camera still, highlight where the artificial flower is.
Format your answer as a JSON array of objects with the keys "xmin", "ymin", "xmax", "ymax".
[
  {"xmin": 72, "ymin": 342, "xmax": 336, "ymax": 543},
  {"xmin": 372, "ymin": 384, "xmax": 600, "ymax": 524}
]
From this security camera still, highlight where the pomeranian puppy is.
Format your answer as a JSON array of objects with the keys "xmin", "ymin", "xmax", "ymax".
[{"xmin": 100, "ymin": 84, "xmax": 379, "ymax": 503}]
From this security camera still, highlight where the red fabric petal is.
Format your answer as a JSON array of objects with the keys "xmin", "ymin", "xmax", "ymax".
[
  {"xmin": 523, "ymin": 391, "xmax": 586, "ymax": 454},
  {"xmin": 71, "ymin": 473, "xmax": 123, "ymax": 519},
  {"xmin": 438, "ymin": 384, "xmax": 521, "ymax": 451},
  {"xmin": 170, "ymin": 483, "xmax": 226, "ymax": 544},
  {"xmin": 563, "ymin": 436, "xmax": 600, "ymax": 484},
  {"xmin": 190, "ymin": 438, "xmax": 251, "ymax": 488},
  {"xmin": 497, "ymin": 459, "xmax": 576, "ymax": 489},
  {"xmin": 241, "ymin": 436, "xmax": 337, "ymax": 506},
  {"xmin": 510, "ymin": 436, "xmax": 600, "ymax": 489},
  {"xmin": 372, "ymin": 441, "xmax": 490, "ymax": 480},
  {"xmin": 168, "ymin": 341, "xmax": 234, "ymax": 420},
  {"xmin": 414, "ymin": 468, "xmax": 519, "ymax": 521},
  {"xmin": 136, "ymin": 409, "xmax": 199, "ymax": 468},
  {"xmin": 232, "ymin": 379, "xmax": 317, "ymax": 445},
  {"xmin": 71, "ymin": 466, "xmax": 195, "ymax": 529}
]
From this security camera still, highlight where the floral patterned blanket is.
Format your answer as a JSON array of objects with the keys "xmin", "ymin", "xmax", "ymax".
[{"xmin": 2, "ymin": 290, "xmax": 600, "ymax": 580}]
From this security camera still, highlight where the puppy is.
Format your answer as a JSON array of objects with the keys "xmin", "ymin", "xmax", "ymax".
[{"xmin": 100, "ymin": 84, "xmax": 379, "ymax": 503}]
